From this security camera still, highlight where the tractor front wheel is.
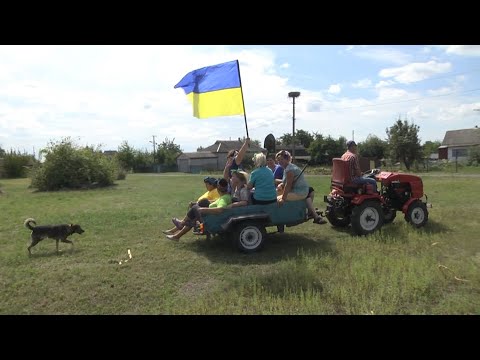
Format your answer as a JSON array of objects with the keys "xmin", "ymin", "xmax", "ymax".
[{"xmin": 405, "ymin": 200, "xmax": 428, "ymax": 228}]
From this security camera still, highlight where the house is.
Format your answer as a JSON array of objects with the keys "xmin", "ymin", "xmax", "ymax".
[
  {"xmin": 177, "ymin": 140, "xmax": 266, "ymax": 173},
  {"xmin": 275, "ymin": 144, "xmax": 311, "ymax": 162},
  {"xmin": 438, "ymin": 127, "xmax": 480, "ymax": 160}
]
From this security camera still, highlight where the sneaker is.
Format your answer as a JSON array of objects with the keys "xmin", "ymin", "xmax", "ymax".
[
  {"xmin": 172, "ymin": 218, "xmax": 183, "ymax": 230},
  {"xmin": 162, "ymin": 230, "xmax": 174, "ymax": 235}
]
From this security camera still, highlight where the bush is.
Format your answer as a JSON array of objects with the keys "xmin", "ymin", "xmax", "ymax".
[
  {"xmin": 30, "ymin": 138, "xmax": 119, "ymax": 191},
  {"xmin": 116, "ymin": 168, "xmax": 127, "ymax": 180},
  {"xmin": 2, "ymin": 151, "xmax": 35, "ymax": 178}
]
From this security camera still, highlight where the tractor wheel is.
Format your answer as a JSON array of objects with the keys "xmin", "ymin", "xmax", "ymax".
[
  {"xmin": 326, "ymin": 209, "xmax": 351, "ymax": 227},
  {"xmin": 405, "ymin": 200, "xmax": 428, "ymax": 228},
  {"xmin": 233, "ymin": 221, "xmax": 266, "ymax": 253},
  {"xmin": 351, "ymin": 200, "xmax": 384, "ymax": 235},
  {"xmin": 383, "ymin": 208, "xmax": 397, "ymax": 224}
]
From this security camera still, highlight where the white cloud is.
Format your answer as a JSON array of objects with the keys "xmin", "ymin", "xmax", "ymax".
[
  {"xmin": 352, "ymin": 46, "xmax": 412, "ymax": 65},
  {"xmin": 427, "ymin": 87, "xmax": 453, "ymax": 96},
  {"xmin": 379, "ymin": 60, "xmax": 452, "ymax": 84},
  {"xmin": 279, "ymin": 63, "xmax": 290, "ymax": 69},
  {"xmin": 375, "ymin": 80, "xmax": 395, "ymax": 88},
  {"xmin": 352, "ymin": 78, "xmax": 372, "ymax": 88},
  {"xmin": 443, "ymin": 45, "xmax": 480, "ymax": 56},
  {"xmin": 376, "ymin": 88, "xmax": 410, "ymax": 101},
  {"xmin": 328, "ymin": 84, "xmax": 341, "ymax": 94}
]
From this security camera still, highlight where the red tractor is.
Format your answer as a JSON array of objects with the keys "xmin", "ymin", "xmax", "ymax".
[{"xmin": 323, "ymin": 158, "xmax": 431, "ymax": 235}]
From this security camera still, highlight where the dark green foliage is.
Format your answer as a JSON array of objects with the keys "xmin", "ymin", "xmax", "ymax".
[
  {"xmin": 358, "ymin": 134, "xmax": 388, "ymax": 159},
  {"xmin": 2, "ymin": 150, "xmax": 35, "ymax": 178},
  {"xmin": 309, "ymin": 134, "xmax": 347, "ymax": 165},
  {"xmin": 156, "ymin": 137, "xmax": 182, "ymax": 169},
  {"xmin": 116, "ymin": 141, "xmax": 136, "ymax": 171},
  {"xmin": 422, "ymin": 140, "xmax": 442, "ymax": 159},
  {"xmin": 30, "ymin": 138, "xmax": 117, "ymax": 191},
  {"xmin": 279, "ymin": 129, "xmax": 314, "ymax": 148},
  {"xmin": 468, "ymin": 146, "xmax": 480, "ymax": 166}
]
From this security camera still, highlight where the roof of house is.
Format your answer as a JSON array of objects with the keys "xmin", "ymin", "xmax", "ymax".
[
  {"xmin": 177, "ymin": 152, "xmax": 218, "ymax": 160},
  {"xmin": 202, "ymin": 140, "xmax": 265, "ymax": 153},
  {"xmin": 442, "ymin": 128, "xmax": 480, "ymax": 147}
]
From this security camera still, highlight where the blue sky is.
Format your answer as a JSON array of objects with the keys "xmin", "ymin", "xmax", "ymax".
[{"xmin": 1, "ymin": 45, "xmax": 479, "ymax": 155}]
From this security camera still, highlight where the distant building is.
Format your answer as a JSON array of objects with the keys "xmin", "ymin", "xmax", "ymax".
[
  {"xmin": 438, "ymin": 127, "xmax": 480, "ymax": 160},
  {"xmin": 177, "ymin": 140, "xmax": 266, "ymax": 173},
  {"xmin": 275, "ymin": 144, "xmax": 311, "ymax": 162}
]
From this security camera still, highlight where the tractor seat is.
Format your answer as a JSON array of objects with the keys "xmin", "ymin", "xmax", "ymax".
[{"xmin": 331, "ymin": 158, "xmax": 363, "ymax": 193}]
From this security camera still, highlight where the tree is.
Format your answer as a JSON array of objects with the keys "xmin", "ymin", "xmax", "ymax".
[
  {"xmin": 422, "ymin": 140, "xmax": 441, "ymax": 159},
  {"xmin": 295, "ymin": 129, "xmax": 314, "ymax": 148},
  {"xmin": 386, "ymin": 118, "xmax": 422, "ymax": 170},
  {"xmin": 308, "ymin": 134, "xmax": 346, "ymax": 165},
  {"xmin": 358, "ymin": 134, "xmax": 388, "ymax": 159},
  {"xmin": 116, "ymin": 141, "xmax": 136, "ymax": 171},
  {"xmin": 0, "ymin": 145, "xmax": 5, "ymax": 157},
  {"xmin": 278, "ymin": 129, "xmax": 313, "ymax": 148},
  {"xmin": 156, "ymin": 137, "xmax": 183, "ymax": 169}
]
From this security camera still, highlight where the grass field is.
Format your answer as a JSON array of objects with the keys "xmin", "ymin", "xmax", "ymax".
[{"xmin": 1, "ymin": 173, "xmax": 479, "ymax": 314}]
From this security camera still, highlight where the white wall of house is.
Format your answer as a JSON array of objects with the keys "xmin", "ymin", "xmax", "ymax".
[{"xmin": 448, "ymin": 147, "xmax": 469, "ymax": 161}]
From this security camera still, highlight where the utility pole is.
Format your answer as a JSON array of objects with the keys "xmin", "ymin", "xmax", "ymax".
[
  {"xmin": 149, "ymin": 135, "xmax": 157, "ymax": 162},
  {"xmin": 288, "ymin": 91, "xmax": 300, "ymax": 163}
]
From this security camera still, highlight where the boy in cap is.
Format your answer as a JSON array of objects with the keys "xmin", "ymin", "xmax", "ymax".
[
  {"xmin": 341, "ymin": 140, "xmax": 377, "ymax": 192},
  {"xmin": 165, "ymin": 178, "xmax": 232, "ymax": 241},
  {"xmin": 163, "ymin": 176, "xmax": 220, "ymax": 235}
]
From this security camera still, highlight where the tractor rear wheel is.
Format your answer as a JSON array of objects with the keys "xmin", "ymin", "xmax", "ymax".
[{"xmin": 351, "ymin": 200, "xmax": 384, "ymax": 235}]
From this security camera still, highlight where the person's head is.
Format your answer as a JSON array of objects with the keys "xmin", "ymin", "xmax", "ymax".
[
  {"xmin": 252, "ymin": 153, "xmax": 267, "ymax": 168},
  {"xmin": 216, "ymin": 178, "xmax": 229, "ymax": 194},
  {"xmin": 275, "ymin": 150, "xmax": 291, "ymax": 168},
  {"xmin": 346, "ymin": 140, "xmax": 357, "ymax": 153},
  {"xmin": 266, "ymin": 154, "xmax": 277, "ymax": 170},
  {"xmin": 231, "ymin": 170, "xmax": 249, "ymax": 188},
  {"xmin": 203, "ymin": 176, "xmax": 217, "ymax": 190}
]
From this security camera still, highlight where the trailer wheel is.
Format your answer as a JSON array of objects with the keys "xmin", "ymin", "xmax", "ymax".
[
  {"xmin": 233, "ymin": 221, "xmax": 266, "ymax": 253},
  {"xmin": 351, "ymin": 200, "xmax": 384, "ymax": 235},
  {"xmin": 405, "ymin": 200, "xmax": 428, "ymax": 228}
]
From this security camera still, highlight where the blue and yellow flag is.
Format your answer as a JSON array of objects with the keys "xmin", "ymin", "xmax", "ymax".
[{"xmin": 174, "ymin": 60, "xmax": 245, "ymax": 119}]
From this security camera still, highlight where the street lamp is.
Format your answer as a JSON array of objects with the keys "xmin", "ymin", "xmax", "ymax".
[{"xmin": 288, "ymin": 91, "xmax": 300, "ymax": 163}]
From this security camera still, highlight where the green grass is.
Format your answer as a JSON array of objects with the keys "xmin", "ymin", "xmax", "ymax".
[{"xmin": 1, "ymin": 173, "xmax": 479, "ymax": 314}]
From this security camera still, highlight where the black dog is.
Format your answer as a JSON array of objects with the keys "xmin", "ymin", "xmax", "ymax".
[{"xmin": 24, "ymin": 218, "xmax": 85, "ymax": 255}]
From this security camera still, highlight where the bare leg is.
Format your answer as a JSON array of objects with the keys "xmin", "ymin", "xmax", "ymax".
[
  {"xmin": 306, "ymin": 194, "xmax": 326, "ymax": 224},
  {"xmin": 166, "ymin": 225, "xmax": 192, "ymax": 241}
]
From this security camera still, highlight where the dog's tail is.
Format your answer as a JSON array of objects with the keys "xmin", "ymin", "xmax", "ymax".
[{"xmin": 24, "ymin": 218, "xmax": 36, "ymax": 230}]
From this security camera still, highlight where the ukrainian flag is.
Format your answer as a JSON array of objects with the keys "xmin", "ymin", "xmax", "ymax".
[{"xmin": 174, "ymin": 60, "xmax": 245, "ymax": 119}]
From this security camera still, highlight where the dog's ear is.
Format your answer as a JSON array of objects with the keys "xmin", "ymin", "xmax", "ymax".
[{"xmin": 70, "ymin": 223, "xmax": 74, "ymax": 227}]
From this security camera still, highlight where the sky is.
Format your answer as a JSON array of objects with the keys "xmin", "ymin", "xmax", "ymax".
[{"xmin": 1, "ymin": 45, "xmax": 479, "ymax": 156}]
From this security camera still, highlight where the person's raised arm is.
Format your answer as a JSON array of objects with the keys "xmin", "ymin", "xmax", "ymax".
[{"xmin": 235, "ymin": 137, "xmax": 250, "ymax": 165}]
